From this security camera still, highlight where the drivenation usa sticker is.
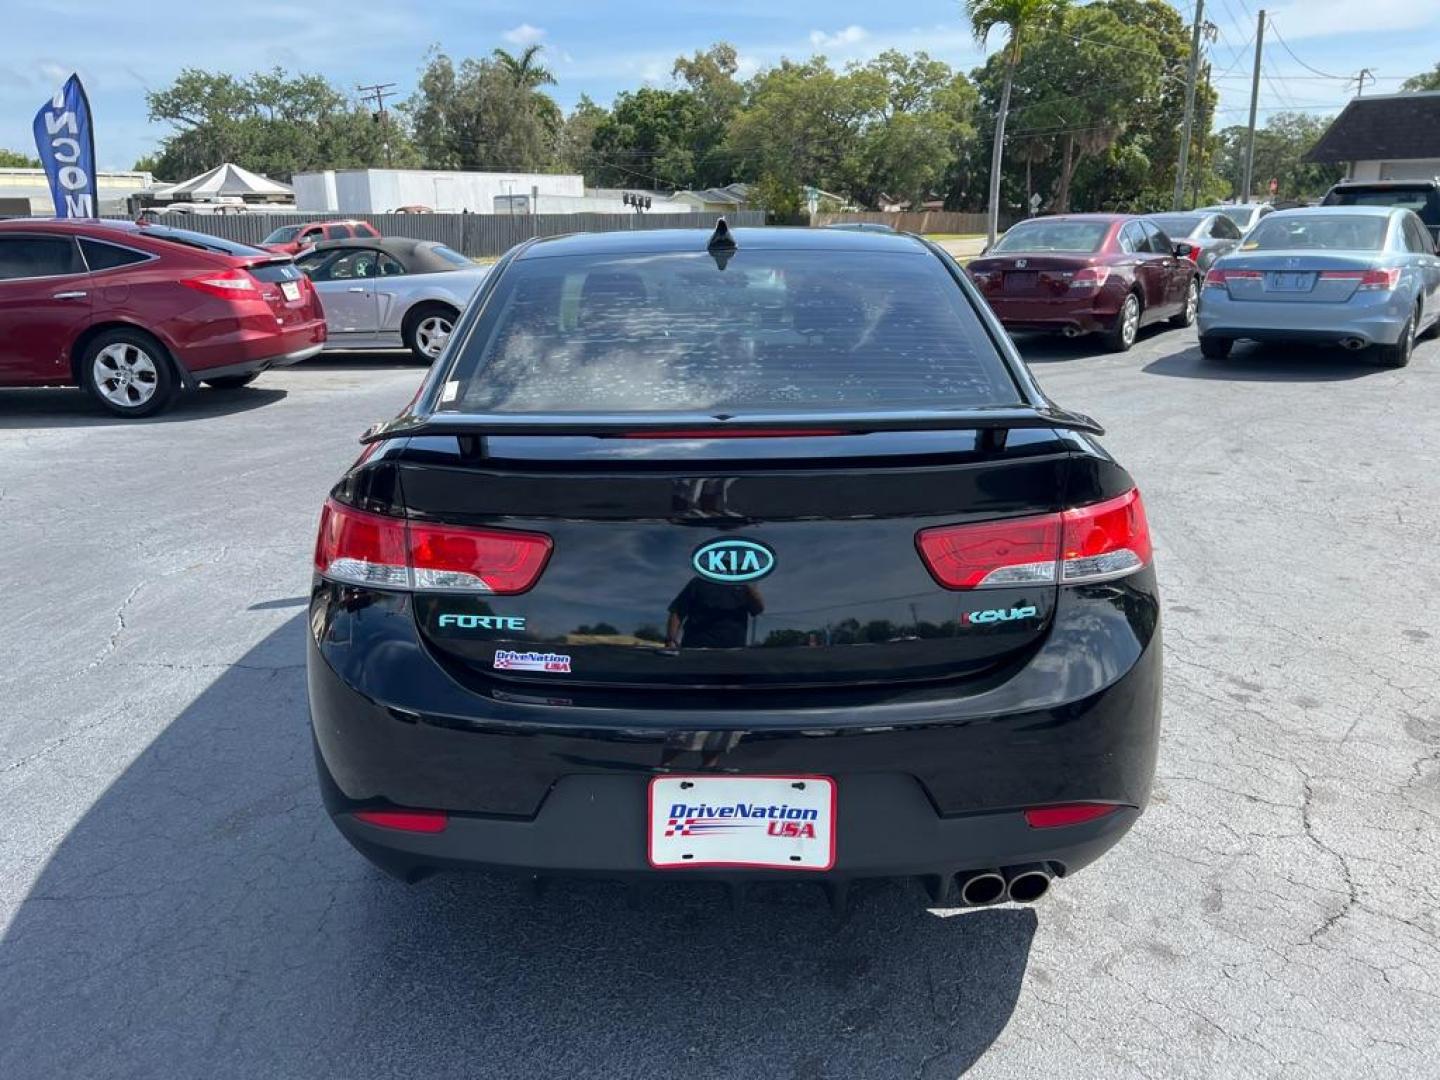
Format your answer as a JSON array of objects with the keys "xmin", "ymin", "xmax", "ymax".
[{"xmin": 493, "ymin": 649, "xmax": 571, "ymax": 674}]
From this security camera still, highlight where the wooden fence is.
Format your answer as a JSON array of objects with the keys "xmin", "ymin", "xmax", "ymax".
[
  {"xmin": 810, "ymin": 210, "xmax": 1006, "ymax": 235},
  {"xmin": 114, "ymin": 210, "xmax": 768, "ymax": 258}
]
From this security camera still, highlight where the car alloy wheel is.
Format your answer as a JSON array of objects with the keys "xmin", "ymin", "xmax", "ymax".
[
  {"xmin": 1122, "ymin": 296, "xmax": 1140, "ymax": 345},
  {"xmin": 1184, "ymin": 281, "xmax": 1198, "ymax": 323},
  {"xmin": 93, "ymin": 342, "xmax": 159, "ymax": 409},
  {"xmin": 415, "ymin": 315, "xmax": 453, "ymax": 358}
]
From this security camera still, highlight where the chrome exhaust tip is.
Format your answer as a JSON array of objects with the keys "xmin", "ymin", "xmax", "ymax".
[
  {"xmin": 1340, "ymin": 337, "xmax": 1367, "ymax": 351},
  {"xmin": 1004, "ymin": 863, "xmax": 1053, "ymax": 904},
  {"xmin": 958, "ymin": 869, "xmax": 1007, "ymax": 906},
  {"xmin": 1061, "ymin": 326, "xmax": 1082, "ymax": 338}
]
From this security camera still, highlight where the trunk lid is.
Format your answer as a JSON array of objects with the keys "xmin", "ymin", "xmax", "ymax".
[
  {"xmin": 1216, "ymin": 252, "xmax": 1386, "ymax": 303},
  {"xmin": 969, "ymin": 255, "xmax": 1100, "ymax": 298},
  {"xmin": 238, "ymin": 256, "xmax": 320, "ymax": 324},
  {"xmin": 398, "ymin": 430, "xmax": 1073, "ymax": 691}
]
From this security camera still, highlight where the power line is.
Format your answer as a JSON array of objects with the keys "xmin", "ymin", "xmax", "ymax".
[
  {"xmin": 1265, "ymin": 19, "xmax": 1349, "ymax": 81},
  {"xmin": 357, "ymin": 82, "xmax": 398, "ymax": 167}
]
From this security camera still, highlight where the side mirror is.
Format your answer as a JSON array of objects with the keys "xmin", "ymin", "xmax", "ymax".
[{"xmin": 1172, "ymin": 241, "xmax": 1196, "ymax": 260}]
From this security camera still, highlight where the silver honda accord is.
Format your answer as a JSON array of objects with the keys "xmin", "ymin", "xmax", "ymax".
[
  {"xmin": 296, "ymin": 237, "xmax": 490, "ymax": 361},
  {"xmin": 1197, "ymin": 206, "xmax": 1440, "ymax": 368}
]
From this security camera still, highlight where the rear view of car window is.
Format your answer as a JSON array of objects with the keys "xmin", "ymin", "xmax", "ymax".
[
  {"xmin": 433, "ymin": 245, "xmax": 472, "ymax": 267},
  {"xmin": 263, "ymin": 225, "xmax": 303, "ymax": 244},
  {"xmin": 328, "ymin": 224, "xmax": 354, "ymax": 239},
  {"xmin": 1149, "ymin": 215, "xmax": 1199, "ymax": 237},
  {"xmin": 79, "ymin": 239, "xmax": 152, "ymax": 271},
  {"xmin": 991, "ymin": 221, "xmax": 1109, "ymax": 253},
  {"xmin": 1329, "ymin": 189, "xmax": 1428, "ymax": 213},
  {"xmin": 140, "ymin": 225, "xmax": 266, "ymax": 257},
  {"xmin": 1245, "ymin": 215, "xmax": 1388, "ymax": 251},
  {"xmin": 0, "ymin": 236, "xmax": 83, "ymax": 280},
  {"xmin": 446, "ymin": 250, "xmax": 1019, "ymax": 414}
]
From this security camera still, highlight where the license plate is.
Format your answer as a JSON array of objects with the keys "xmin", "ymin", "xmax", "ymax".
[
  {"xmin": 648, "ymin": 775, "xmax": 836, "ymax": 870},
  {"xmin": 1268, "ymin": 272, "xmax": 1314, "ymax": 292},
  {"xmin": 1005, "ymin": 272, "xmax": 1038, "ymax": 292},
  {"xmin": 280, "ymin": 281, "xmax": 301, "ymax": 301}
]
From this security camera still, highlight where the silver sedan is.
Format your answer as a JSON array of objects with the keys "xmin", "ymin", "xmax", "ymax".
[
  {"xmin": 296, "ymin": 238, "xmax": 490, "ymax": 361},
  {"xmin": 1197, "ymin": 206, "xmax": 1440, "ymax": 368}
]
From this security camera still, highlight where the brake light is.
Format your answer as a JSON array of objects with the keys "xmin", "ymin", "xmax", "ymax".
[
  {"xmin": 620, "ymin": 429, "xmax": 845, "ymax": 439},
  {"xmin": 916, "ymin": 488, "xmax": 1151, "ymax": 589},
  {"xmin": 1204, "ymin": 267, "xmax": 1260, "ymax": 288},
  {"xmin": 1357, "ymin": 267, "xmax": 1401, "ymax": 292},
  {"xmin": 1024, "ymin": 803, "xmax": 1121, "ymax": 828},
  {"xmin": 314, "ymin": 498, "xmax": 552, "ymax": 594},
  {"xmin": 354, "ymin": 808, "xmax": 448, "ymax": 833},
  {"xmin": 180, "ymin": 267, "xmax": 261, "ymax": 299},
  {"xmin": 1069, "ymin": 266, "xmax": 1110, "ymax": 290},
  {"xmin": 1060, "ymin": 489, "xmax": 1152, "ymax": 583}
]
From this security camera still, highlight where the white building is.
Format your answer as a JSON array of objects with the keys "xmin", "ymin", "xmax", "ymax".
[
  {"xmin": 293, "ymin": 169, "xmax": 588, "ymax": 214},
  {"xmin": 0, "ymin": 167, "xmax": 156, "ymax": 216},
  {"xmin": 1304, "ymin": 91, "xmax": 1440, "ymax": 182}
]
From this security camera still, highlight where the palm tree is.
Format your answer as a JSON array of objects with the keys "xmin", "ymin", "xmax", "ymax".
[
  {"xmin": 964, "ymin": 0, "xmax": 1069, "ymax": 246},
  {"xmin": 492, "ymin": 44, "xmax": 556, "ymax": 90}
]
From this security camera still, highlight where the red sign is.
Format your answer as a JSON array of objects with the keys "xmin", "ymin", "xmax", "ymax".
[{"xmin": 1268, "ymin": 178, "xmax": 1279, "ymax": 194}]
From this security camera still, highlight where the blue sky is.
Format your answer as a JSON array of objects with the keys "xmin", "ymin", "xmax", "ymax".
[{"xmin": 4, "ymin": 0, "xmax": 1437, "ymax": 175}]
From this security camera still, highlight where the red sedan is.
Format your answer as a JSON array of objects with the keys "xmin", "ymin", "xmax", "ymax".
[
  {"xmin": 0, "ymin": 219, "xmax": 326, "ymax": 417},
  {"xmin": 967, "ymin": 214, "xmax": 1201, "ymax": 351}
]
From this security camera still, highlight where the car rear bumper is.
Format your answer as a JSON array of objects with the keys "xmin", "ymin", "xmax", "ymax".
[
  {"xmin": 181, "ymin": 342, "xmax": 323, "ymax": 386},
  {"xmin": 1197, "ymin": 290, "xmax": 1412, "ymax": 345},
  {"xmin": 982, "ymin": 295, "xmax": 1122, "ymax": 335},
  {"xmin": 176, "ymin": 314, "xmax": 328, "ymax": 378},
  {"xmin": 307, "ymin": 574, "xmax": 1162, "ymax": 884}
]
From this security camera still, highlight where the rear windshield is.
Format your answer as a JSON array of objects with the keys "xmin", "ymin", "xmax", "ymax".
[
  {"xmin": 433, "ymin": 244, "xmax": 472, "ymax": 267},
  {"xmin": 1148, "ymin": 214, "xmax": 1200, "ymax": 236},
  {"xmin": 1244, "ymin": 215, "xmax": 1388, "ymax": 251},
  {"xmin": 263, "ymin": 225, "xmax": 303, "ymax": 243},
  {"xmin": 140, "ymin": 225, "xmax": 267, "ymax": 257},
  {"xmin": 1213, "ymin": 207, "xmax": 1255, "ymax": 227},
  {"xmin": 444, "ymin": 249, "xmax": 1019, "ymax": 413},
  {"xmin": 991, "ymin": 221, "xmax": 1108, "ymax": 253},
  {"xmin": 1326, "ymin": 188, "xmax": 1431, "ymax": 213}
]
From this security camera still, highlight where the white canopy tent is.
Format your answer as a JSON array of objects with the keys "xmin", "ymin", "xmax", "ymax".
[{"xmin": 150, "ymin": 162, "xmax": 293, "ymax": 203}]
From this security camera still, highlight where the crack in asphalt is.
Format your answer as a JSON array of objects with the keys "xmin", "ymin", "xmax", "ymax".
[{"xmin": 84, "ymin": 582, "xmax": 144, "ymax": 671}]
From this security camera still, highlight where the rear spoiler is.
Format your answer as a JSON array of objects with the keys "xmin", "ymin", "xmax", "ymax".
[{"xmin": 359, "ymin": 406, "xmax": 1104, "ymax": 446}]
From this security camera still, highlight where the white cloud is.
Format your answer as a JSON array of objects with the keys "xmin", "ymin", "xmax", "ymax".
[
  {"xmin": 502, "ymin": 23, "xmax": 547, "ymax": 47},
  {"xmin": 1225, "ymin": 0, "xmax": 1428, "ymax": 40},
  {"xmin": 808, "ymin": 26, "xmax": 868, "ymax": 49}
]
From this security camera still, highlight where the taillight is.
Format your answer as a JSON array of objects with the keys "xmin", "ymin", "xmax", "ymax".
[
  {"xmin": 1060, "ymin": 488, "xmax": 1152, "ymax": 583},
  {"xmin": 1357, "ymin": 267, "xmax": 1401, "ymax": 292},
  {"xmin": 354, "ymin": 808, "xmax": 448, "ymax": 833},
  {"xmin": 1069, "ymin": 266, "xmax": 1110, "ymax": 291},
  {"xmin": 1024, "ymin": 803, "xmax": 1121, "ymax": 828},
  {"xmin": 1203, "ymin": 267, "xmax": 1260, "ymax": 288},
  {"xmin": 314, "ymin": 498, "xmax": 552, "ymax": 594},
  {"xmin": 916, "ymin": 489, "xmax": 1151, "ymax": 590},
  {"xmin": 180, "ymin": 267, "xmax": 262, "ymax": 299}
]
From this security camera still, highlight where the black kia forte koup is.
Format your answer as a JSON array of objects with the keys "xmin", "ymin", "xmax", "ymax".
[{"xmin": 307, "ymin": 222, "xmax": 1161, "ymax": 907}]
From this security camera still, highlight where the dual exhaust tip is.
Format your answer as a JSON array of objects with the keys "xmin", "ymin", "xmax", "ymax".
[{"xmin": 957, "ymin": 864, "xmax": 1053, "ymax": 906}]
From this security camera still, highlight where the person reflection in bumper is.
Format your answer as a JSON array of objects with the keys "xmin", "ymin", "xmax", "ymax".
[{"xmin": 666, "ymin": 578, "xmax": 765, "ymax": 649}]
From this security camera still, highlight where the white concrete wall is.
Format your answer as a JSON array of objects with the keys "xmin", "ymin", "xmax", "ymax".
[
  {"xmin": 1350, "ymin": 159, "xmax": 1440, "ymax": 181},
  {"xmin": 294, "ymin": 169, "xmax": 586, "ymax": 213}
]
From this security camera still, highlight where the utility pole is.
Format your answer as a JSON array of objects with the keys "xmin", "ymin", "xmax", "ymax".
[
  {"xmin": 357, "ymin": 82, "xmax": 398, "ymax": 168},
  {"xmin": 1192, "ymin": 61, "xmax": 1212, "ymax": 208},
  {"xmin": 1173, "ymin": 0, "xmax": 1206, "ymax": 210},
  {"xmin": 1351, "ymin": 68, "xmax": 1374, "ymax": 97},
  {"xmin": 1241, "ymin": 10, "xmax": 1265, "ymax": 204}
]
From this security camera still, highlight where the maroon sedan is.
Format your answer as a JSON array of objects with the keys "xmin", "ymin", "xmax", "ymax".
[
  {"xmin": 0, "ymin": 219, "xmax": 326, "ymax": 417},
  {"xmin": 967, "ymin": 215, "xmax": 1201, "ymax": 351}
]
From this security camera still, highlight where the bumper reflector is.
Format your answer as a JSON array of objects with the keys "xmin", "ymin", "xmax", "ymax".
[
  {"xmin": 354, "ymin": 808, "xmax": 449, "ymax": 833},
  {"xmin": 1024, "ymin": 803, "xmax": 1121, "ymax": 829}
]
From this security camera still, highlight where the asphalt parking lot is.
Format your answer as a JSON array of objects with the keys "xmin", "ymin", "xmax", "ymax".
[{"xmin": 3, "ymin": 330, "xmax": 1438, "ymax": 1079}]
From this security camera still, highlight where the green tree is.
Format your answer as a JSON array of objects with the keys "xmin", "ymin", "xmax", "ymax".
[
  {"xmin": 672, "ymin": 43, "xmax": 745, "ymax": 186},
  {"xmin": 1401, "ymin": 64, "xmax": 1440, "ymax": 92},
  {"xmin": 407, "ymin": 49, "xmax": 561, "ymax": 171},
  {"xmin": 0, "ymin": 147, "xmax": 41, "ymax": 167},
  {"xmin": 145, "ymin": 67, "xmax": 411, "ymax": 180},
  {"xmin": 492, "ymin": 44, "xmax": 555, "ymax": 90},
  {"xmin": 557, "ymin": 94, "xmax": 607, "ymax": 175},
  {"xmin": 588, "ymin": 87, "xmax": 708, "ymax": 189},
  {"xmin": 964, "ymin": 0, "xmax": 1070, "ymax": 244},
  {"xmin": 1214, "ymin": 113, "xmax": 1342, "ymax": 201}
]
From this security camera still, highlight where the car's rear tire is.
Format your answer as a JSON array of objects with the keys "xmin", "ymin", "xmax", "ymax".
[
  {"xmin": 80, "ymin": 328, "xmax": 178, "ymax": 418},
  {"xmin": 203, "ymin": 373, "xmax": 260, "ymax": 390},
  {"xmin": 1199, "ymin": 334, "xmax": 1232, "ymax": 360},
  {"xmin": 1376, "ymin": 309, "xmax": 1417, "ymax": 368},
  {"xmin": 1106, "ymin": 292, "xmax": 1142, "ymax": 353},
  {"xmin": 1170, "ymin": 278, "xmax": 1199, "ymax": 328},
  {"xmin": 403, "ymin": 304, "xmax": 458, "ymax": 363}
]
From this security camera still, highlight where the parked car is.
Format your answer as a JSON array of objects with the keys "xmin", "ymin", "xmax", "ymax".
[
  {"xmin": 0, "ymin": 218, "xmax": 325, "ymax": 417},
  {"xmin": 260, "ymin": 219, "xmax": 381, "ymax": 255},
  {"xmin": 1197, "ymin": 202, "xmax": 1274, "ymax": 234},
  {"xmin": 1321, "ymin": 179, "xmax": 1440, "ymax": 244},
  {"xmin": 967, "ymin": 214, "xmax": 1201, "ymax": 351},
  {"xmin": 1197, "ymin": 206, "xmax": 1440, "ymax": 366},
  {"xmin": 295, "ymin": 237, "xmax": 488, "ymax": 361},
  {"xmin": 307, "ymin": 225, "xmax": 1161, "ymax": 901},
  {"xmin": 1142, "ymin": 211, "xmax": 1244, "ymax": 272}
]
